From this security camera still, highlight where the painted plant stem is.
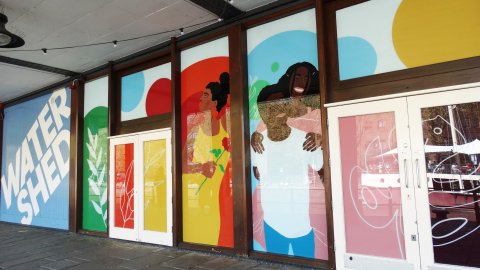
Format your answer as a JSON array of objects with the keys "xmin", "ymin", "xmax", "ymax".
[{"xmin": 195, "ymin": 150, "xmax": 226, "ymax": 195}]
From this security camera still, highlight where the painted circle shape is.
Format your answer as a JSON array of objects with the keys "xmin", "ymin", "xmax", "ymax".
[
  {"xmin": 146, "ymin": 78, "xmax": 172, "ymax": 116},
  {"xmin": 337, "ymin": 36, "xmax": 377, "ymax": 80},
  {"xmin": 121, "ymin": 71, "xmax": 145, "ymax": 112},
  {"xmin": 393, "ymin": 0, "xmax": 480, "ymax": 68}
]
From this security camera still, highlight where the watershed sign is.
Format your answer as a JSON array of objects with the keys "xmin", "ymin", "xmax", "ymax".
[{"xmin": 0, "ymin": 88, "xmax": 71, "ymax": 229}]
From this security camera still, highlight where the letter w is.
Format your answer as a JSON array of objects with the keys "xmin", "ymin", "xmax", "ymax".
[{"xmin": 1, "ymin": 148, "xmax": 21, "ymax": 208}]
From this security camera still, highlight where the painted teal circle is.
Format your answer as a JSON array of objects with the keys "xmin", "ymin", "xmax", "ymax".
[
  {"xmin": 337, "ymin": 36, "xmax": 377, "ymax": 80},
  {"xmin": 121, "ymin": 71, "xmax": 145, "ymax": 112}
]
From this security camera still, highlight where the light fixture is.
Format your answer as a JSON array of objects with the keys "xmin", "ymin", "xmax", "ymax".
[
  {"xmin": 113, "ymin": 40, "xmax": 118, "ymax": 47},
  {"xmin": 0, "ymin": 13, "xmax": 25, "ymax": 48},
  {"xmin": 180, "ymin": 28, "xmax": 184, "ymax": 35},
  {"xmin": 42, "ymin": 48, "xmax": 47, "ymax": 55},
  {"xmin": 218, "ymin": 18, "xmax": 223, "ymax": 22}
]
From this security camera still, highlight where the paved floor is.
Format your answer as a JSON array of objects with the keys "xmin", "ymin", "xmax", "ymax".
[{"xmin": 0, "ymin": 222, "xmax": 323, "ymax": 270}]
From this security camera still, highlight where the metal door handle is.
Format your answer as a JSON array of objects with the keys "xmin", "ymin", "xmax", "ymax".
[
  {"xmin": 404, "ymin": 158, "xmax": 409, "ymax": 188},
  {"xmin": 415, "ymin": 158, "xmax": 421, "ymax": 188}
]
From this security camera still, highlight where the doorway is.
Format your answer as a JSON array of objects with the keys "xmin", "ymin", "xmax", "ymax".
[
  {"xmin": 108, "ymin": 129, "xmax": 173, "ymax": 246},
  {"xmin": 328, "ymin": 85, "xmax": 480, "ymax": 270}
]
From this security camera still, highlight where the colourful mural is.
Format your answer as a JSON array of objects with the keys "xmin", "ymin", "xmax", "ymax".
[
  {"xmin": 247, "ymin": 9, "xmax": 328, "ymax": 259},
  {"xmin": 0, "ymin": 88, "xmax": 71, "ymax": 230},
  {"xmin": 336, "ymin": 0, "xmax": 480, "ymax": 80},
  {"xmin": 181, "ymin": 37, "xmax": 234, "ymax": 247},
  {"xmin": 82, "ymin": 76, "xmax": 108, "ymax": 232},
  {"xmin": 121, "ymin": 63, "xmax": 172, "ymax": 121},
  {"xmin": 114, "ymin": 143, "xmax": 135, "ymax": 229},
  {"xmin": 143, "ymin": 139, "xmax": 168, "ymax": 232}
]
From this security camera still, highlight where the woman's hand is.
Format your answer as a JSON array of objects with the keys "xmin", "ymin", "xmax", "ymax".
[
  {"xmin": 303, "ymin": 132, "xmax": 322, "ymax": 152},
  {"xmin": 251, "ymin": 131, "xmax": 265, "ymax": 154},
  {"xmin": 201, "ymin": 161, "xmax": 217, "ymax": 178}
]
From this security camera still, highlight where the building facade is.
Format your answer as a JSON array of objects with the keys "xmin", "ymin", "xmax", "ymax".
[{"xmin": 1, "ymin": 1, "xmax": 480, "ymax": 269}]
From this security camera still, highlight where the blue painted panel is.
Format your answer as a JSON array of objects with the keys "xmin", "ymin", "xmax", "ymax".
[{"xmin": 1, "ymin": 88, "xmax": 71, "ymax": 230}]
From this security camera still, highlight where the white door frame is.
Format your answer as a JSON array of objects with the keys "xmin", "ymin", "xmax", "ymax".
[
  {"xmin": 328, "ymin": 98, "xmax": 420, "ymax": 270},
  {"xmin": 108, "ymin": 128, "xmax": 173, "ymax": 246},
  {"xmin": 407, "ymin": 86, "xmax": 480, "ymax": 270},
  {"xmin": 109, "ymin": 135, "xmax": 138, "ymax": 242},
  {"xmin": 137, "ymin": 131, "xmax": 173, "ymax": 246}
]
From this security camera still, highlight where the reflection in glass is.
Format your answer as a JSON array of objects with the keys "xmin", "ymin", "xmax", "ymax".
[
  {"xmin": 422, "ymin": 102, "xmax": 480, "ymax": 267},
  {"xmin": 339, "ymin": 112, "xmax": 406, "ymax": 259},
  {"xmin": 143, "ymin": 140, "xmax": 167, "ymax": 232},
  {"xmin": 114, "ymin": 144, "xmax": 134, "ymax": 229}
]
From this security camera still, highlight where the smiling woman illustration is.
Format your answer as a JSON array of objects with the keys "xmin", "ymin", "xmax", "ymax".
[
  {"xmin": 182, "ymin": 72, "xmax": 233, "ymax": 247},
  {"xmin": 251, "ymin": 62, "xmax": 322, "ymax": 154}
]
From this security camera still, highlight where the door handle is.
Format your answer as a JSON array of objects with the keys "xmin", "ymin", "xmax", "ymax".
[
  {"xmin": 415, "ymin": 158, "xmax": 421, "ymax": 188},
  {"xmin": 404, "ymin": 158, "xmax": 409, "ymax": 188}
]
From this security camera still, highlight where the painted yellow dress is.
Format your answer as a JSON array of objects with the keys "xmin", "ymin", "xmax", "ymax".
[{"xmin": 182, "ymin": 123, "xmax": 229, "ymax": 245}]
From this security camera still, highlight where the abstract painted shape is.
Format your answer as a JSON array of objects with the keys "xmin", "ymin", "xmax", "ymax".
[
  {"xmin": 83, "ymin": 106, "xmax": 108, "ymax": 232},
  {"xmin": 338, "ymin": 36, "xmax": 377, "ymax": 80},
  {"xmin": 393, "ymin": 0, "xmax": 480, "ymax": 68},
  {"xmin": 146, "ymin": 78, "xmax": 172, "ymax": 116},
  {"xmin": 248, "ymin": 31, "xmax": 318, "ymax": 87},
  {"xmin": 121, "ymin": 72, "xmax": 145, "ymax": 112},
  {"xmin": 144, "ymin": 139, "xmax": 167, "ymax": 232},
  {"xmin": 114, "ymin": 144, "xmax": 135, "ymax": 229}
]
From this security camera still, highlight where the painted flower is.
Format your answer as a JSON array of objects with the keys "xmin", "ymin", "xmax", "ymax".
[{"xmin": 222, "ymin": 137, "xmax": 231, "ymax": 152}]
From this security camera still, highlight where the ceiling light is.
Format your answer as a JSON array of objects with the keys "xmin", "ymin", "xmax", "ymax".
[
  {"xmin": 113, "ymin": 40, "xmax": 118, "ymax": 47},
  {"xmin": 0, "ymin": 13, "xmax": 25, "ymax": 48}
]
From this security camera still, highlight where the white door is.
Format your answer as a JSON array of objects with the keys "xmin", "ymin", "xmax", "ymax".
[
  {"xmin": 328, "ymin": 98, "xmax": 421, "ymax": 270},
  {"xmin": 109, "ymin": 129, "xmax": 173, "ymax": 246},
  {"xmin": 138, "ymin": 131, "xmax": 173, "ymax": 246},
  {"xmin": 408, "ymin": 86, "xmax": 480, "ymax": 270}
]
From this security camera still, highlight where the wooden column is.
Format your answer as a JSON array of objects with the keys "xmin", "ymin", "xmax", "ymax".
[
  {"xmin": 69, "ymin": 79, "xmax": 81, "ymax": 232},
  {"xmin": 228, "ymin": 24, "xmax": 252, "ymax": 257},
  {"xmin": 171, "ymin": 37, "xmax": 182, "ymax": 246},
  {"xmin": 315, "ymin": 0, "xmax": 335, "ymax": 269}
]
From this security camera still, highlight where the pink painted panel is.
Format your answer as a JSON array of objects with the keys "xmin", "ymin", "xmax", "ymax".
[{"xmin": 339, "ymin": 112, "xmax": 406, "ymax": 259}]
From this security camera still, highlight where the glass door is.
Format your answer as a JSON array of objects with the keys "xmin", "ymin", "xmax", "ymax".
[
  {"xmin": 109, "ymin": 136, "xmax": 137, "ymax": 242},
  {"xmin": 408, "ymin": 86, "xmax": 480, "ymax": 270},
  {"xmin": 328, "ymin": 98, "xmax": 420, "ymax": 270},
  {"xmin": 138, "ymin": 131, "xmax": 173, "ymax": 245},
  {"xmin": 109, "ymin": 129, "xmax": 173, "ymax": 246}
]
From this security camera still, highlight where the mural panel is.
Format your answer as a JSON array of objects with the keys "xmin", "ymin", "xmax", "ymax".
[
  {"xmin": 82, "ymin": 76, "xmax": 108, "ymax": 232},
  {"xmin": 181, "ymin": 37, "xmax": 234, "ymax": 247},
  {"xmin": 247, "ymin": 9, "xmax": 328, "ymax": 259},
  {"xmin": 114, "ymin": 143, "xmax": 134, "ymax": 229},
  {"xmin": 0, "ymin": 88, "xmax": 71, "ymax": 230},
  {"xmin": 121, "ymin": 63, "xmax": 172, "ymax": 121},
  {"xmin": 336, "ymin": 0, "xmax": 480, "ymax": 80}
]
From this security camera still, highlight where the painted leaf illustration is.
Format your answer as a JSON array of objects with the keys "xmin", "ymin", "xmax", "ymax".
[
  {"xmin": 87, "ymin": 159, "xmax": 98, "ymax": 176},
  {"xmin": 219, "ymin": 164, "xmax": 225, "ymax": 173},
  {"xmin": 96, "ymin": 147, "xmax": 103, "ymax": 168},
  {"xmin": 88, "ymin": 128, "xmax": 94, "ymax": 147},
  {"xmin": 86, "ymin": 143, "xmax": 96, "ymax": 161},
  {"xmin": 100, "ymin": 190, "xmax": 107, "ymax": 205},
  {"xmin": 103, "ymin": 212, "xmax": 108, "ymax": 221},
  {"xmin": 91, "ymin": 201, "xmax": 102, "ymax": 215},
  {"xmin": 98, "ymin": 166, "xmax": 106, "ymax": 186},
  {"xmin": 88, "ymin": 177, "xmax": 100, "ymax": 196},
  {"xmin": 93, "ymin": 134, "xmax": 98, "ymax": 149}
]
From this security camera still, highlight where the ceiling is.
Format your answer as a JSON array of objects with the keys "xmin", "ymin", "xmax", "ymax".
[{"xmin": 0, "ymin": 0, "xmax": 278, "ymax": 103}]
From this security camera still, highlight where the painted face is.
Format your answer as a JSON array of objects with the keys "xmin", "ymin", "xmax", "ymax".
[
  {"xmin": 199, "ymin": 88, "xmax": 215, "ymax": 112},
  {"xmin": 290, "ymin": 66, "xmax": 309, "ymax": 97}
]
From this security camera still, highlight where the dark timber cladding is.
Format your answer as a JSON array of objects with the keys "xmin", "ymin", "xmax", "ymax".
[
  {"xmin": 189, "ymin": 0, "xmax": 243, "ymax": 19},
  {"xmin": 0, "ymin": 55, "xmax": 79, "ymax": 77}
]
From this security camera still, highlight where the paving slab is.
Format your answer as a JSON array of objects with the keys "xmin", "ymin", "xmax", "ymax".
[{"xmin": 0, "ymin": 222, "xmax": 324, "ymax": 270}]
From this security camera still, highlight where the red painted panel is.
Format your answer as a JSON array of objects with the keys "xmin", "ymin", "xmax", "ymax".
[{"xmin": 114, "ymin": 143, "xmax": 135, "ymax": 229}]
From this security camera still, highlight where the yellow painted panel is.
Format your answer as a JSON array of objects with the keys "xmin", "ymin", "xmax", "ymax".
[
  {"xmin": 143, "ymin": 139, "xmax": 167, "ymax": 232},
  {"xmin": 393, "ymin": 0, "xmax": 480, "ymax": 68}
]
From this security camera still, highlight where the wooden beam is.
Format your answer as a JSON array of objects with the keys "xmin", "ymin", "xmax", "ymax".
[
  {"xmin": 189, "ymin": 0, "xmax": 243, "ymax": 20},
  {"xmin": 0, "ymin": 55, "xmax": 79, "ymax": 77}
]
